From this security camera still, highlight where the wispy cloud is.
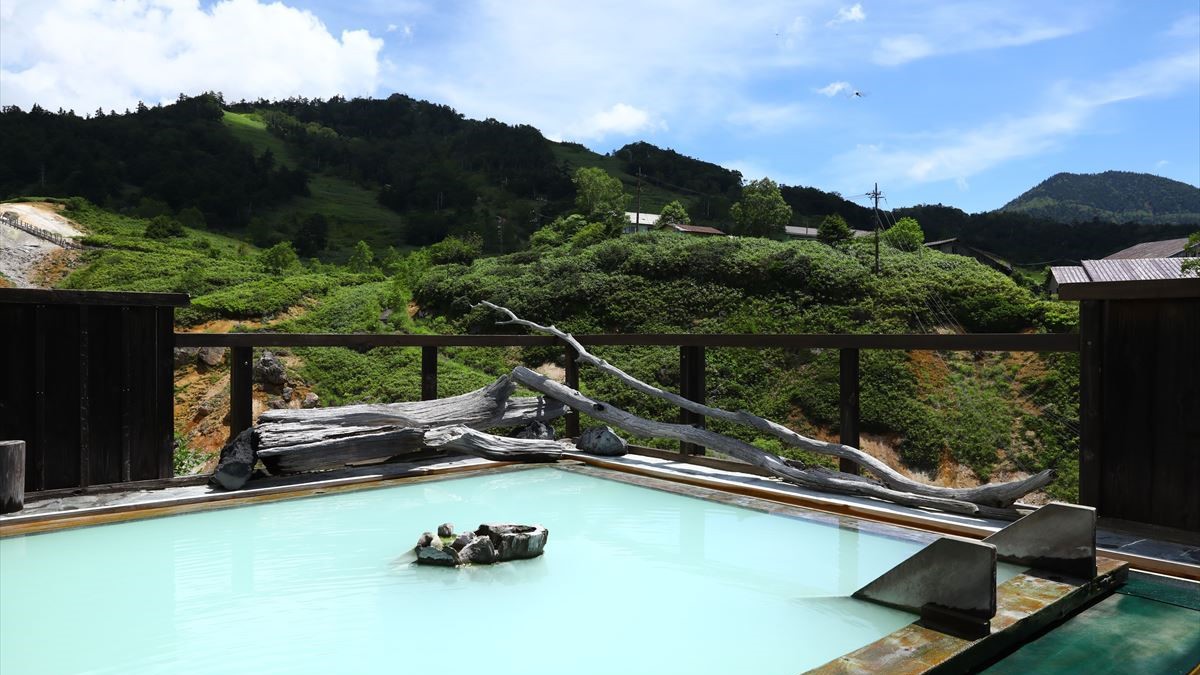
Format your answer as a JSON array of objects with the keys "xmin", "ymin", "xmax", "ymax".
[
  {"xmin": 726, "ymin": 102, "xmax": 816, "ymax": 132},
  {"xmin": 827, "ymin": 3, "xmax": 865, "ymax": 26},
  {"xmin": 816, "ymin": 81, "xmax": 853, "ymax": 97},
  {"xmin": 831, "ymin": 49, "xmax": 1200, "ymax": 191}
]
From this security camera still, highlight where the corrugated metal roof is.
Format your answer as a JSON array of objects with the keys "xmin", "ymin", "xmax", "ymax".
[
  {"xmin": 1050, "ymin": 266, "xmax": 1089, "ymax": 285},
  {"xmin": 624, "ymin": 212, "xmax": 660, "ymax": 226},
  {"xmin": 671, "ymin": 224, "xmax": 725, "ymax": 235},
  {"xmin": 784, "ymin": 225, "xmax": 873, "ymax": 239},
  {"xmin": 925, "ymin": 237, "xmax": 958, "ymax": 247},
  {"xmin": 1080, "ymin": 258, "xmax": 1184, "ymax": 282},
  {"xmin": 1103, "ymin": 238, "xmax": 1190, "ymax": 260}
]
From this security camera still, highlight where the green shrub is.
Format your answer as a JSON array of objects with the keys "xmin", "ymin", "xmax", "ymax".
[{"xmin": 144, "ymin": 215, "xmax": 184, "ymax": 239}]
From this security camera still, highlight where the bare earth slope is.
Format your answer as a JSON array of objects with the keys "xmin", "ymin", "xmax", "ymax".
[{"xmin": 0, "ymin": 202, "xmax": 85, "ymax": 287}]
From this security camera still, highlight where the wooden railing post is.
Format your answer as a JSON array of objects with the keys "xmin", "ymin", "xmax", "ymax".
[
  {"xmin": 1078, "ymin": 301, "xmax": 1102, "ymax": 508},
  {"xmin": 839, "ymin": 347, "xmax": 861, "ymax": 474},
  {"xmin": 564, "ymin": 345, "xmax": 580, "ymax": 438},
  {"xmin": 229, "ymin": 346, "xmax": 253, "ymax": 441},
  {"xmin": 679, "ymin": 345, "xmax": 706, "ymax": 455},
  {"xmin": 421, "ymin": 346, "xmax": 438, "ymax": 400}
]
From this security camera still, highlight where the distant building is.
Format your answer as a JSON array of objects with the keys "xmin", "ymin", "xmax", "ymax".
[
  {"xmin": 623, "ymin": 211, "xmax": 659, "ymax": 234},
  {"xmin": 784, "ymin": 225, "xmax": 873, "ymax": 240},
  {"xmin": 1103, "ymin": 237, "xmax": 1196, "ymax": 260},
  {"xmin": 668, "ymin": 223, "xmax": 725, "ymax": 236},
  {"xmin": 924, "ymin": 237, "xmax": 1014, "ymax": 275},
  {"xmin": 1048, "ymin": 257, "xmax": 1196, "ymax": 296}
]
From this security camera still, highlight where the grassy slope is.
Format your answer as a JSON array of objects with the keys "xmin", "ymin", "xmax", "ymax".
[{"xmin": 221, "ymin": 111, "xmax": 409, "ymax": 259}]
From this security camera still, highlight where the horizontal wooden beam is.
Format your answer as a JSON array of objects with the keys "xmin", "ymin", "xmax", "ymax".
[
  {"xmin": 0, "ymin": 288, "xmax": 190, "ymax": 307},
  {"xmin": 1057, "ymin": 279, "xmax": 1200, "ymax": 300},
  {"xmin": 174, "ymin": 331, "xmax": 1079, "ymax": 352}
]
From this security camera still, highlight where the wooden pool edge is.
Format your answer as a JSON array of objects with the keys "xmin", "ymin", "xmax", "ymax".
[
  {"xmin": 3, "ymin": 452, "xmax": 1197, "ymax": 583},
  {"xmin": 567, "ymin": 454, "xmax": 1200, "ymax": 582},
  {"xmin": 0, "ymin": 461, "xmax": 544, "ymax": 537}
]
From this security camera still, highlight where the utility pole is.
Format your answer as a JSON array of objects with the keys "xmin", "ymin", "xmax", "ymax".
[
  {"xmin": 867, "ymin": 182, "xmax": 883, "ymax": 274},
  {"xmin": 635, "ymin": 167, "xmax": 643, "ymax": 232}
]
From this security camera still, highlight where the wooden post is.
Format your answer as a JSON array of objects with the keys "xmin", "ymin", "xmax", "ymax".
[
  {"xmin": 679, "ymin": 345, "xmax": 706, "ymax": 455},
  {"xmin": 229, "ymin": 346, "xmax": 254, "ymax": 442},
  {"xmin": 839, "ymin": 347, "xmax": 861, "ymax": 474},
  {"xmin": 1078, "ymin": 301, "xmax": 1103, "ymax": 508},
  {"xmin": 421, "ymin": 346, "xmax": 438, "ymax": 401},
  {"xmin": 564, "ymin": 345, "xmax": 580, "ymax": 438},
  {"xmin": 0, "ymin": 440, "xmax": 24, "ymax": 514},
  {"xmin": 120, "ymin": 307, "xmax": 133, "ymax": 482},
  {"xmin": 32, "ymin": 305, "xmax": 46, "ymax": 491},
  {"xmin": 156, "ymin": 308, "xmax": 175, "ymax": 478},
  {"xmin": 78, "ymin": 305, "xmax": 90, "ymax": 488}
]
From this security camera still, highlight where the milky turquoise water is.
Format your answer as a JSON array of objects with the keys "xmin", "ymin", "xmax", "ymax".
[{"xmin": 1, "ymin": 468, "xmax": 931, "ymax": 674}]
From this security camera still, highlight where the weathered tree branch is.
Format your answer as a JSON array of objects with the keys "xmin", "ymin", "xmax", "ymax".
[
  {"xmin": 477, "ymin": 301, "xmax": 1050, "ymax": 509},
  {"xmin": 506, "ymin": 365, "xmax": 991, "ymax": 516},
  {"xmin": 423, "ymin": 426, "xmax": 564, "ymax": 462}
]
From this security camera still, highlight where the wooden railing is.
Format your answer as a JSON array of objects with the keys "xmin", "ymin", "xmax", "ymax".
[{"xmin": 175, "ymin": 332, "xmax": 1080, "ymax": 473}]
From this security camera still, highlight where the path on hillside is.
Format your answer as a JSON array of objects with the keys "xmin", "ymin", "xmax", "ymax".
[{"xmin": 0, "ymin": 203, "xmax": 85, "ymax": 288}]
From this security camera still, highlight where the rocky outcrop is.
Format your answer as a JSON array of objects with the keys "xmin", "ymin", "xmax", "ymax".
[
  {"xmin": 515, "ymin": 421, "xmax": 555, "ymax": 440},
  {"xmin": 413, "ymin": 523, "xmax": 548, "ymax": 567},
  {"xmin": 209, "ymin": 428, "xmax": 257, "ymax": 490},
  {"xmin": 254, "ymin": 351, "xmax": 287, "ymax": 386},
  {"xmin": 576, "ymin": 426, "xmax": 627, "ymax": 456}
]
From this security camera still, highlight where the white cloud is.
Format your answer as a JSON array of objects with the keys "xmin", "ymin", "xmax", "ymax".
[
  {"xmin": 0, "ymin": 0, "xmax": 384, "ymax": 113},
  {"xmin": 874, "ymin": 35, "xmax": 934, "ymax": 66},
  {"xmin": 816, "ymin": 81, "xmax": 853, "ymax": 97},
  {"xmin": 386, "ymin": 23, "xmax": 398, "ymax": 32},
  {"xmin": 566, "ymin": 103, "xmax": 665, "ymax": 141},
  {"xmin": 830, "ymin": 49, "xmax": 1200, "ymax": 191},
  {"xmin": 828, "ymin": 3, "xmax": 865, "ymax": 26}
]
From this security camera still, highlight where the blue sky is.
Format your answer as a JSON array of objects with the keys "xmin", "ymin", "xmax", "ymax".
[{"xmin": 2, "ymin": 1, "xmax": 1197, "ymax": 212}]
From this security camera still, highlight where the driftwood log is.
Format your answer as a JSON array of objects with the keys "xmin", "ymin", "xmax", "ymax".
[
  {"xmin": 209, "ymin": 375, "xmax": 566, "ymax": 484},
  {"xmin": 477, "ymin": 302, "xmax": 1049, "ymax": 517}
]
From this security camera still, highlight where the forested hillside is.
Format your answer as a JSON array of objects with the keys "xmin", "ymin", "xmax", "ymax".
[
  {"xmin": 1000, "ymin": 171, "xmax": 1200, "ymax": 225},
  {"xmin": 4, "ymin": 93, "xmax": 1194, "ymax": 265}
]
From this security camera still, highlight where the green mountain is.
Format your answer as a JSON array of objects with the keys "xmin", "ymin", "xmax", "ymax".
[
  {"xmin": 0, "ymin": 93, "xmax": 874, "ymax": 259},
  {"xmin": 999, "ymin": 171, "xmax": 1200, "ymax": 224}
]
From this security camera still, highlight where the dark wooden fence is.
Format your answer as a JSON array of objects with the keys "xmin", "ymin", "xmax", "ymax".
[
  {"xmin": 0, "ymin": 289, "xmax": 187, "ymax": 491},
  {"xmin": 174, "ymin": 332, "xmax": 1080, "ymax": 475}
]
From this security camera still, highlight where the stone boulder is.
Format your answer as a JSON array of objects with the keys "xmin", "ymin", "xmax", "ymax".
[
  {"xmin": 515, "ymin": 421, "xmax": 556, "ymax": 440},
  {"xmin": 478, "ymin": 523, "xmax": 550, "ymax": 561},
  {"xmin": 576, "ymin": 426, "xmax": 627, "ymax": 457},
  {"xmin": 197, "ymin": 346, "xmax": 225, "ymax": 368},
  {"xmin": 458, "ymin": 536, "xmax": 498, "ymax": 564},
  {"xmin": 209, "ymin": 428, "xmax": 257, "ymax": 491},
  {"xmin": 173, "ymin": 347, "xmax": 199, "ymax": 368},
  {"xmin": 254, "ymin": 351, "xmax": 287, "ymax": 386},
  {"xmin": 302, "ymin": 392, "xmax": 320, "ymax": 408}
]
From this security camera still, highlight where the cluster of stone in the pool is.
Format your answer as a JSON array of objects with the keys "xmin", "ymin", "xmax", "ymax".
[{"xmin": 414, "ymin": 523, "xmax": 549, "ymax": 567}]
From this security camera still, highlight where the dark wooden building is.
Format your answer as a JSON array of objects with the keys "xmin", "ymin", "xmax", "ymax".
[
  {"xmin": 925, "ymin": 237, "xmax": 1014, "ymax": 275},
  {"xmin": 0, "ymin": 289, "xmax": 188, "ymax": 491},
  {"xmin": 1052, "ymin": 259, "xmax": 1200, "ymax": 532}
]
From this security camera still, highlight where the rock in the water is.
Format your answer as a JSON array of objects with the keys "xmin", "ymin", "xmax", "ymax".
[
  {"xmin": 437, "ymin": 523, "xmax": 455, "ymax": 538},
  {"xmin": 459, "ymin": 535, "xmax": 498, "ymax": 564},
  {"xmin": 451, "ymin": 533, "xmax": 474, "ymax": 551},
  {"xmin": 576, "ymin": 426, "xmax": 627, "ymax": 456},
  {"xmin": 254, "ymin": 351, "xmax": 287, "ymax": 386},
  {"xmin": 515, "ymin": 421, "xmax": 556, "ymax": 440},
  {"xmin": 416, "ymin": 532, "xmax": 436, "ymax": 548},
  {"xmin": 209, "ymin": 428, "xmax": 257, "ymax": 490},
  {"xmin": 302, "ymin": 392, "xmax": 320, "ymax": 408},
  {"xmin": 415, "ymin": 545, "xmax": 460, "ymax": 567},
  {"xmin": 197, "ymin": 346, "xmax": 225, "ymax": 368},
  {"xmin": 477, "ymin": 523, "xmax": 549, "ymax": 561}
]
